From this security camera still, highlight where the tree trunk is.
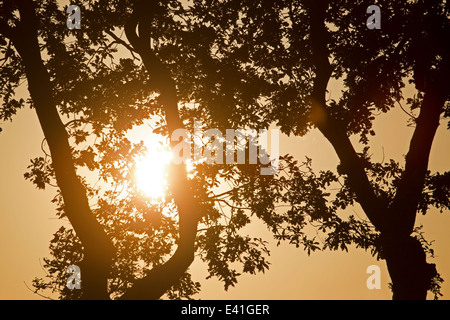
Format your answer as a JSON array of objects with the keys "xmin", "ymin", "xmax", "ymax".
[
  {"xmin": 119, "ymin": 0, "xmax": 201, "ymax": 299},
  {"xmin": 10, "ymin": 0, "xmax": 114, "ymax": 299},
  {"xmin": 381, "ymin": 234, "xmax": 437, "ymax": 300}
]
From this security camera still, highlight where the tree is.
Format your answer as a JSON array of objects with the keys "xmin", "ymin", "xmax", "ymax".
[
  {"xmin": 1, "ymin": 0, "xmax": 115, "ymax": 299},
  {"xmin": 2, "ymin": 0, "xmax": 448, "ymax": 301},
  {"xmin": 0, "ymin": 0, "xmax": 273, "ymax": 299},
  {"xmin": 172, "ymin": 0, "xmax": 449, "ymax": 299}
]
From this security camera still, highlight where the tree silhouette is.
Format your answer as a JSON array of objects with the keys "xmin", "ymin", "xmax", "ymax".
[
  {"xmin": 170, "ymin": 0, "xmax": 449, "ymax": 299},
  {"xmin": 0, "ymin": 0, "xmax": 273, "ymax": 299},
  {"xmin": 1, "ymin": 0, "xmax": 449, "ymax": 300}
]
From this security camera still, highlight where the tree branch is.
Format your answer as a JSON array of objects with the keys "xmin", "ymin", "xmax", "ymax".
[
  {"xmin": 120, "ymin": 0, "xmax": 200, "ymax": 300},
  {"xmin": 306, "ymin": 0, "xmax": 386, "ymax": 232},
  {"xmin": 11, "ymin": 0, "xmax": 115, "ymax": 299},
  {"xmin": 124, "ymin": 0, "xmax": 182, "ymax": 131},
  {"xmin": 105, "ymin": 29, "xmax": 140, "ymax": 61},
  {"xmin": 389, "ymin": 82, "xmax": 448, "ymax": 235}
]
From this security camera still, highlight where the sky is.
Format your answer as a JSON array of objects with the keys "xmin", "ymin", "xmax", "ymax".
[
  {"xmin": 0, "ymin": 1, "xmax": 449, "ymax": 300},
  {"xmin": 1, "ymin": 88, "xmax": 449, "ymax": 299}
]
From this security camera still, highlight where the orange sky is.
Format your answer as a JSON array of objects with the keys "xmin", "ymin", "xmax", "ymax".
[
  {"xmin": 1, "ymin": 86, "xmax": 448, "ymax": 299},
  {"xmin": 0, "ymin": 1, "xmax": 449, "ymax": 300}
]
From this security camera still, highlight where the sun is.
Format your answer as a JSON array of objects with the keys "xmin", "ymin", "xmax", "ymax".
[
  {"xmin": 130, "ymin": 124, "xmax": 196, "ymax": 199},
  {"xmin": 135, "ymin": 147, "xmax": 173, "ymax": 199}
]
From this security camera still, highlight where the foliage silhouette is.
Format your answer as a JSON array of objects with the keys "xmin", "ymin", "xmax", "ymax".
[
  {"xmin": 0, "ymin": 0, "xmax": 273, "ymax": 299},
  {"xmin": 172, "ymin": 0, "xmax": 449, "ymax": 299},
  {"xmin": 1, "ymin": 0, "xmax": 449, "ymax": 300}
]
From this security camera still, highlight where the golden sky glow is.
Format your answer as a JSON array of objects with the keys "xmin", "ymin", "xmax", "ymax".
[
  {"xmin": 135, "ymin": 149, "xmax": 172, "ymax": 199},
  {"xmin": 2, "ymin": 100, "xmax": 449, "ymax": 299},
  {"xmin": 0, "ymin": 1, "xmax": 449, "ymax": 301}
]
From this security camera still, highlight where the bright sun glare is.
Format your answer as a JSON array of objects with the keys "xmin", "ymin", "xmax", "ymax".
[
  {"xmin": 131, "ymin": 125, "xmax": 196, "ymax": 199},
  {"xmin": 135, "ymin": 147, "xmax": 173, "ymax": 199}
]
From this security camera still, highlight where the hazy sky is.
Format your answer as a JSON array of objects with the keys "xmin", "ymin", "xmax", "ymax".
[{"xmin": 1, "ymin": 87, "xmax": 448, "ymax": 299}]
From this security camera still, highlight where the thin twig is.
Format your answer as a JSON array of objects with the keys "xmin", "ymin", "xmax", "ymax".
[
  {"xmin": 396, "ymin": 98, "xmax": 417, "ymax": 121},
  {"xmin": 106, "ymin": 29, "xmax": 140, "ymax": 61},
  {"xmin": 23, "ymin": 281, "xmax": 55, "ymax": 300}
]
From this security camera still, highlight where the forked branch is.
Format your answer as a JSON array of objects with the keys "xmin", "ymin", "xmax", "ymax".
[{"xmin": 120, "ymin": 0, "xmax": 200, "ymax": 300}]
